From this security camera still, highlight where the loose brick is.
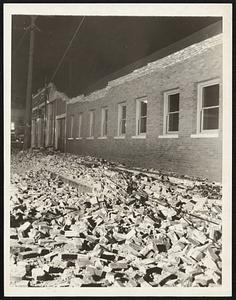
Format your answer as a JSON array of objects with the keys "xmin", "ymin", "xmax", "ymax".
[
  {"xmin": 60, "ymin": 253, "xmax": 78, "ymax": 261},
  {"xmin": 18, "ymin": 251, "xmax": 39, "ymax": 260}
]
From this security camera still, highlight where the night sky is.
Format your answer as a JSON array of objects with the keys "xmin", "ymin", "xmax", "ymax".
[{"xmin": 11, "ymin": 15, "xmax": 221, "ymax": 109}]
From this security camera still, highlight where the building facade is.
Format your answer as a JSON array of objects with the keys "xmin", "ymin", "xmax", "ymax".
[
  {"xmin": 31, "ymin": 24, "xmax": 223, "ymax": 182},
  {"xmin": 31, "ymin": 83, "xmax": 67, "ymax": 150}
]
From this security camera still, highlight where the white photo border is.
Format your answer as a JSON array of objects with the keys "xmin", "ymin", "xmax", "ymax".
[{"xmin": 4, "ymin": 3, "xmax": 232, "ymax": 297}]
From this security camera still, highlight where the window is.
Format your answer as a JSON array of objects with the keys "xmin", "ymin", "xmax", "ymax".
[
  {"xmin": 49, "ymin": 115, "xmax": 53, "ymax": 145},
  {"xmin": 101, "ymin": 107, "xmax": 108, "ymax": 137},
  {"xmin": 77, "ymin": 113, "xmax": 82, "ymax": 138},
  {"xmin": 163, "ymin": 90, "xmax": 180, "ymax": 134},
  {"xmin": 191, "ymin": 79, "xmax": 220, "ymax": 138},
  {"xmin": 89, "ymin": 110, "xmax": 95, "ymax": 137},
  {"xmin": 118, "ymin": 103, "xmax": 126, "ymax": 136},
  {"xmin": 136, "ymin": 98, "xmax": 147, "ymax": 136},
  {"xmin": 69, "ymin": 115, "xmax": 74, "ymax": 138},
  {"xmin": 198, "ymin": 82, "xmax": 219, "ymax": 132}
]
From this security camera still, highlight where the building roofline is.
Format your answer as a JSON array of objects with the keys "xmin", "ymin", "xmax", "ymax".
[
  {"xmin": 84, "ymin": 20, "xmax": 222, "ymax": 96},
  {"xmin": 68, "ymin": 31, "xmax": 222, "ymax": 105}
]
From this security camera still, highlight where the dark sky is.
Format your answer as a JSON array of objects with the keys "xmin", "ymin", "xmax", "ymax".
[{"xmin": 11, "ymin": 15, "xmax": 221, "ymax": 108}]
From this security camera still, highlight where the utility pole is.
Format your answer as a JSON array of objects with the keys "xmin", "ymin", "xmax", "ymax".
[
  {"xmin": 23, "ymin": 15, "xmax": 37, "ymax": 149},
  {"xmin": 44, "ymin": 78, "xmax": 48, "ymax": 148}
]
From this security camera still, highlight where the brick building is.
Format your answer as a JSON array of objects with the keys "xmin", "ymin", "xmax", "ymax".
[
  {"xmin": 31, "ymin": 87, "xmax": 47, "ymax": 149},
  {"xmin": 31, "ymin": 21, "xmax": 223, "ymax": 182},
  {"xmin": 31, "ymin": 83, "xmax": 67, "ymax": 150}
]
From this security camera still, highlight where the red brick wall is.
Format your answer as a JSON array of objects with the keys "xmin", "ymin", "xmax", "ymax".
[{"xmin": 66, "ymin": 41, "xmax": 222, "ymax": 182}]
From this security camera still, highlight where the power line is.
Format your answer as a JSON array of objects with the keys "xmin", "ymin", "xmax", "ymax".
[{"xmin": 50, "ymin": 16, "xmax": 85, "ymax": 82}]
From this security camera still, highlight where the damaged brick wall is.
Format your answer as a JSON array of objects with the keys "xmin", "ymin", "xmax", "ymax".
[
  {"xmin": 66, "ymin": 40, "xmax": 222, "ymax": 182},
  {"xmin": 56, "ymin": 98, "xmax": 66, "ymax": 117}
]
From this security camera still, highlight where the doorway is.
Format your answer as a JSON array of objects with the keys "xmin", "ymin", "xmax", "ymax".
[{"xmin": 56, "ymin": 117, "xmax": 65, "ymax": 152}]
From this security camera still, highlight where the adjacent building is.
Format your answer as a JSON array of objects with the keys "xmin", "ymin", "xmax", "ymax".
[
  {"xmin": 31, "ymin": 83, "xmax": 67, "ymax": 150},
  {"xmin": 31, "ymin": 21, "xmax": 223, "ymax": 182}
]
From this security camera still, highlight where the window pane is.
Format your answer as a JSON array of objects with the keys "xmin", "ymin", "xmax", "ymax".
[
  {"xmin": 120, "ymin": 119, "xmax": 126, "ymax": 134},
  {"xmin": 202, "ymin": 107, "xmax": 219, "ymax": 130},
  {"xmin": 104, "ymin": 121, "xmax": 107, "ymax": 135},
  {"xmin": 140, "ymin": 117, "xmax": 147, "ymax": 133},
  {"xmin": 90, "ymin": 112, "xmax": 94, "ymax": 136},
  {"xmin": 140, "ymin": 101, "xmax": 147, "ymax": 117},
  {"xmin": 122, "ymin": 105, "xmax": 126, "ymax": 119},
  {"xmin": 90, "ymin": 112, "xmax": 94, "ymax": 125},
  {"xmin": 70, "ymin": 116, "xmax": 74, "ymax": 136},
  {"xmin": 168, "ymin": 93, "xmax": 179, "ymax": 112},
  {"xmin": 78, "ymin": 115, "xmax": 82, "ymax": 137},
  {"xmin": 105, "ymin": 109, "xmax": 108, "ymax": 122},
  {"xmin": 202, "ymin": 84, "xmax": 219, "ymax": 107},
  {"xmin": 168, "ymin": 113, "xmax": 179, "ymax": 132},
  {"xmin": 103, "ymin": 109, "xmax": 108, "ymax": 135}
]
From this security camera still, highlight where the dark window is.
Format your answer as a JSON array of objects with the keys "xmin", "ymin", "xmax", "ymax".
[
  {"xmin": 168, "ymin": 113, "xmax": 179, "ymax": 132},
  {"xmin": 118, "ymin": 104, "xmax": 126, "ymax": 135},
  {"xmin": 102, "ymin": 108, "xmax": 108, "ymax": 136},
  {"xmin": 202, "ymin": 107, "xmax": 219, "ymax": 130},
  {"xmin": 137, "ymin": 100, "xmax": 147, "ymax": 134},
  {"xmin": 166, "ymin": 93, "xmax": 179, "ymax": 133},
  {"xmin": 70, "ymin": 115, "xmax": 74, "ymax": 137},
  {"xmin": 201, "ymin": 84, "xmax": 219, "ymax": 131},
  {"xmin": 202, "ymin": 84, "xmax": 219, "ymax": 107},
  {"xmin": 89, "ymin": 111, "xmax": 95, "ymax": 137}
]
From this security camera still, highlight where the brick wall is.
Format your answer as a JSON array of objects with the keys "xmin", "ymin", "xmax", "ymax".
[
  {"xmin": 56, "ymin": 98, "xmax": 66, "ymax": 116},
  {"xmin": 66, "ymin": 37, "xmax": 222, "ymax": 182}
]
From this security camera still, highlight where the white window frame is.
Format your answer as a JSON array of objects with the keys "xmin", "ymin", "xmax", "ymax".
[
  {"xmin": 133, "ymin": 97, "xmax": 147, "ymax": 138},
  {"xmin": 101, "ymin": 107, "xmax": 108, "ymax": 137},
  {"xmin": 162, "ymin": 89, "xmax": 180, "ymax": 138},
  {"xmin": 117, "ymin": 102, "xmax": 126, "ymax": 137},
  {"xmin": 89, "ymin": 110, "xmax": 95, "ymax": 138},
  {"xmin": 76, "ymin": 112, "xmax": 83, "ymax": 139},
  {"xmin": 191, "ymin": 79, "xmax": 220, "ymax": 138},
  {"xmin": 69, "ymin": 115, "xmax": 74, "ymax": 138}
]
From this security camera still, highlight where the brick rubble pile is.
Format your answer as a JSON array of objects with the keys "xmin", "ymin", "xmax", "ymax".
[{"xmin": 10, "ymin": 150, "xmax": 222, "ymax": 287}]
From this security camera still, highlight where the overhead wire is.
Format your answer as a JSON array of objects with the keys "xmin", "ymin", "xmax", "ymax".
[{"xmin": 50, "ymin": 16, "xmax": 86, "ymax": 82}]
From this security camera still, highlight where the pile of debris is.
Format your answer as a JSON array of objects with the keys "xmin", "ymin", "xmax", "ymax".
[{"xmin": 10, "ymin": 150, "xmax": 222, "ymax": 287}]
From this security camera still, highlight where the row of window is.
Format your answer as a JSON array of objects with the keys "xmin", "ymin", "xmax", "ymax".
[{"xmin": 68, "ymin": 79, "xmax": 220, "ymax": 139}]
